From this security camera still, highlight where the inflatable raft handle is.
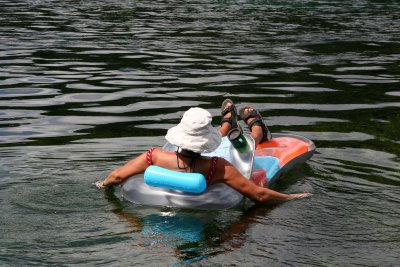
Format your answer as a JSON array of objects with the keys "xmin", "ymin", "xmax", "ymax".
[{"xmin": 144, "ymin": 166, "xmax": 207, "ymax": 194}]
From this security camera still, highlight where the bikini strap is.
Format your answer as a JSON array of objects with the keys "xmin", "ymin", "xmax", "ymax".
[
  {"xmin": 206, "ymin": 156, "xmax": 219, "ymax": 186},
  {"xmin": 146, "ymin": 148, "xmax": 156, "ymax": 166}
]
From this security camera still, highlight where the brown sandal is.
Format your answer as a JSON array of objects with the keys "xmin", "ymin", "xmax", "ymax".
[
  {"xmin": 221, "ymin": 99, "xmax": 239, "ymax": 129},
  {"xmin": 239, "ymin": 107, "xmax": 271, "ymax": 142}
]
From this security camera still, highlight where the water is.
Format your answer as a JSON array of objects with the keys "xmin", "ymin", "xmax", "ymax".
[{"xmin": 1, "ymin": 0, "xmax": 400, "ymax": 266}]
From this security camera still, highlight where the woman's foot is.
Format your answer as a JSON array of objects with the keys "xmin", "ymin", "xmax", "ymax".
[
  {"xmin": 239, "ymin": 107, "xmax": 271, "ymax": 144},
  {"xmin": 220, "ymin": 99, "xmax": 239, "ymax": 136}
]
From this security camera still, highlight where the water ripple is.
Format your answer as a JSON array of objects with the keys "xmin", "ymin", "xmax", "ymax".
[
  {"xmin": 0, "ymin": 87, "xmax": 59, "ymax": 98},
  {"xmin": 1, "ymin": 0, "xmax": 400, "ymax": 266},
  {"xmin": 74, "ymin": 100, "xmax": 208, "ymax": 114}
]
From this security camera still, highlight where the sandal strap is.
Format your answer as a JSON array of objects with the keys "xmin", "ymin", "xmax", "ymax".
[
  {"xmin": 221, "ymin": 105, "xmax": 234, "ymax": 116},
  {"xmin": 242, "ymin": 109, "xmax": 259, "ymax": 124},
  {"xmin": 221, "ymin": 117, "xmax": 232, "ymax": 124},
  {"xmin": 247, "ymin": 117, "xmax": 263, "ymax": 131}
]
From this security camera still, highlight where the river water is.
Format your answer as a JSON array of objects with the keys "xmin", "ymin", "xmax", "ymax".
[{"xmin": 1, "ymin": 0, "xmax": 399, "ymax": 266}]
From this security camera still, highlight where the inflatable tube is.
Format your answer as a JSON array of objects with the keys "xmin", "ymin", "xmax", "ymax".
[
  {"xmin": 122, "ymin": 134, "xmax": 255, "ymax": 210},
  {"xmin": 122, "ymin": 133, "xmax": 315, "ymax": 210},
  {"xmin": 250, "ymin": 133, "xmax": 315, "ymax": 187},
  {"xmin": 144, "ymin": 166, "xmax": 206, "ymax": 194}
]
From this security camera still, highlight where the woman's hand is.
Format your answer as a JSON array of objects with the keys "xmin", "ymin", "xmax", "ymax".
[
  {"xmin": 288, "ymin": 192, "xmax": 312, "ymax": 200},
  {"xmin": 94, "ymin": 180, "xmax": 105, "ymax": 188}
]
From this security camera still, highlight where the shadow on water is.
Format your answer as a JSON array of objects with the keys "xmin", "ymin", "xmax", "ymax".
[{"xmin": 102, "ymin": 186, "xmax": 278, "ymax": 266}]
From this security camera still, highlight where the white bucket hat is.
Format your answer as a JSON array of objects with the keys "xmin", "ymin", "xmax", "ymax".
[{"xmin": 165, "ymin": 107, "xmax": 222, "ymax": 153}]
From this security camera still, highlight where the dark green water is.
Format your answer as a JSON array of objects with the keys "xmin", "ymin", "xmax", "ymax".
[{"xmin": 1, "ymin": 0, "xmax": 400, "ymax": 266}]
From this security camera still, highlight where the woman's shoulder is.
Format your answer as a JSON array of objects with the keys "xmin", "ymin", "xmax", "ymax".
[{"xmin": 150, "ymin": 147, "xmax": 176, "ymax": 158}]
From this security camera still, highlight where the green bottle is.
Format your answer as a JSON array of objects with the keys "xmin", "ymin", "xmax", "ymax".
[{"xmin": 228, "ymin": 128, "xmax": 249, "ymax": 153}]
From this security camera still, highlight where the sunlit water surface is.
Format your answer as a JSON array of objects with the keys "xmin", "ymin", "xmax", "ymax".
[{"xmin": 1, "ymin": 0, "xmax": 400, "ymax": 266}]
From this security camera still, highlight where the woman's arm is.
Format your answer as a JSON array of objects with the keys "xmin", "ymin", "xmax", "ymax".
[
  {"xmin": 95, "ymin": 152, "xmax": 149, "ymax": 188},
  {"xmin": 213, "ymin": 158, "xmax": 311, "ymax": 204}
]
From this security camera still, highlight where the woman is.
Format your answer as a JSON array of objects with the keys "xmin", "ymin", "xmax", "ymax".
[{"xmin": 95, "ymin": 100, "xmax": 311, "ymax": 204}]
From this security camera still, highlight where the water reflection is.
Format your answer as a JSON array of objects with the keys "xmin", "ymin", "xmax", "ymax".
[{"xmin": 102, "ymin": 186, "xmax": 276, "ymax": 266}]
